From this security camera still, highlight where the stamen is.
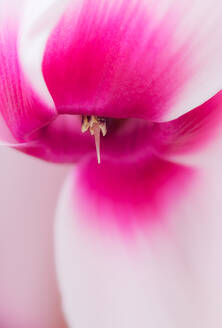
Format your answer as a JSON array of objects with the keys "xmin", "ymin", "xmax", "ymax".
[
  {"xmin": 81, "ymin": 115, "xmax": 107, "ymax": 164},
  {"xmin": 92, "ymin": 123, "xmax": 101, "ymax": 164}
]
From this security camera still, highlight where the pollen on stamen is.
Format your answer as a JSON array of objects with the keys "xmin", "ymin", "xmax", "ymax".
[{"xmin": 81, "ymin": 115, "xmax": 107, "ymax": 164}]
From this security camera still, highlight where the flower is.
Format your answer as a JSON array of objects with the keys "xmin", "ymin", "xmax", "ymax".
[{"xmin": 1, "ymin": 0, "xmax": 222, "ymax": 327}]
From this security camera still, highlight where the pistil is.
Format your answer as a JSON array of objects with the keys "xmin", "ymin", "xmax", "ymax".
[{"xmin": 81, "ymin": 116, "xmax": 107, "ymax": 164}]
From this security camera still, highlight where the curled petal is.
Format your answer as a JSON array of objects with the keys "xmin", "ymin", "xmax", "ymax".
[
  {"xmin": 43, "ymin": 0, "xmax": 222, "ymax": 121},
  {"xmin": 151, "ymin": 91, "xmax": 222, "ymax": 158}
]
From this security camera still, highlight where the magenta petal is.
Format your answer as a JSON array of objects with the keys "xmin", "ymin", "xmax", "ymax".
[
  {"xmin": 152, "ymin": 91, "xmax": 222, "ymax": 157},
  {"xmin": 43, "ymin": 1, "xmax": 191, "ymax": 121},
  {"xmin": 72, "ymin": 156, "xmax": 195, "ymax": 235},
  {"xmin": 0, "ymin": 21, "xmax": 56, "ymax": 142},
  {"xmin": 100, "ymin": 91, "xmax": 222, "ymax": 165},
  {"xmin": 19, "ymin": 115, "xmax": 95, "ymax": 163},
  {"xmin": 18, "ymin": 91, "xmax": 222, "ymax": 164}
]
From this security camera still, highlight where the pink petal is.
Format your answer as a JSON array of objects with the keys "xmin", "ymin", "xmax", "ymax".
[
  {"xmin": 55, "ymin": 135, "xmax": 222, "ymax": 328},
  {"xmin": 16, "ymin": 115, "xmax": 95, "ymax": 163},
  {"xmin": 43, "ymin": 0, "xmax": 222, "ymax": 121},
  {"xmin": 151, "ymin": 91, "xmax": 222, "ymax": 158},
  {"xmin": 0, "ymin": 148, "xmax": 68, "ymax": 327},
  {"xmin": 0, "ymin": 4, "xmax": 56, "ymax": 142},
  {"xmin": 72, "ymin": 157, "xmax": 195, "ymax": 234}
]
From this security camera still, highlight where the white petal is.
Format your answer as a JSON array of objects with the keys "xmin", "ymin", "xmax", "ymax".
[
  {"xmin": 55, "ymin": 143, "xmax": 222, "ymax": 328},
  {"xmin": 18, "ymin": 0, "xmax": 71, "ymax": 107},
  {"xmin": 0, "ymin": 148, "xmax": 68, "ymax": 327}
]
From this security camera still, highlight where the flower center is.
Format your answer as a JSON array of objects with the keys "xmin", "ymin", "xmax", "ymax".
[{"xmin": 81, "ymin": 116, "xmax": 107, "ymax": 164}]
